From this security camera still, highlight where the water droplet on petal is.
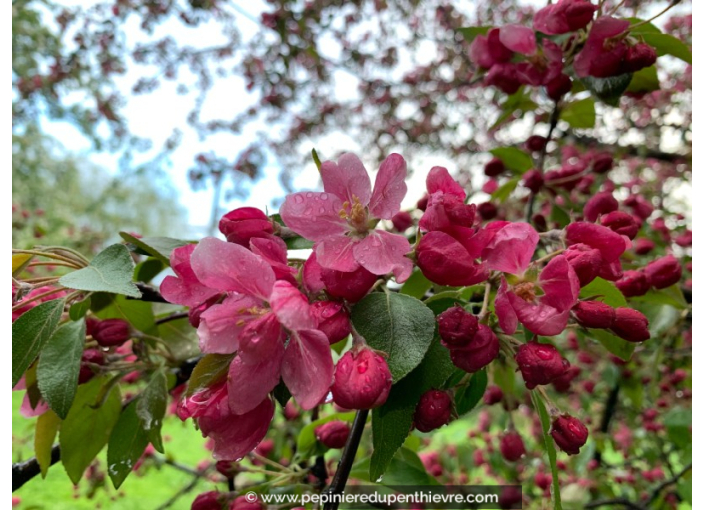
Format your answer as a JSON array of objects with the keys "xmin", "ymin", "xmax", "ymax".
[{"xmin": 294, "ymin": 194, "xmax": 304, "ymax": 204}]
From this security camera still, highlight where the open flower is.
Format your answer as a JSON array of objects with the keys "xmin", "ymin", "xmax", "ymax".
[
  {"xmin": 280, "ymin": 153, "xmax": 413, "ymax": 282},
  {"xmin": 495, "ymin": 255, "xmax": 580, "ymax": 336},
  {"xmin": 190, "ymin": 237, "xmax": 334, "ymax": 413}
]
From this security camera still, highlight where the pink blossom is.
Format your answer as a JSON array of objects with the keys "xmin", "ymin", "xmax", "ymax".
[
  {"xmin": 573, "ymin": 17, "xmax": 630, "ymax": 78},
  {"xmin": 189, "ymin": 237, "xmax": 334, "ymax": 412},
  {"xmin": 280, "ymin": 153, "xmax": 412, "ymax": 282},
  {"xmin": 160, "ymin": 244, "xmax": 220, "ymax": 308},
  {"xmin": 534, "ymin": 0, "xmax": 597, "ymax": 35},
  {"xmin": 495, "ymin": 255, "xmax": 580, "ymax": 336},
  {"xmin": 480, "ymin": 222, "xmax": 539, "ymax": 275}
]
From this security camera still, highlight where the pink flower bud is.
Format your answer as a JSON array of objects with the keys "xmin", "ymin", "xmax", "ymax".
[
  {"xmin": 600, "ymin": 211, "xmax": 639, "ymax": 239},
  {"xmin": 436, "ymin": 306, "xmax": 478, "ymax": 348},
  {"xmin": 610, "ymin": 308, "xmax": 650, "ymax": 342},
  {"xmin": 564, "ymin": 1, "xmax": 598, "ymax": 30},
  {"xmin": 535, "ymin": 471, "xmax": 552, "ymax": 490},
  {"xmin": 572, "ymin": 300, "xmax": 615, "ymax": 329},
  {"xmin": 391, "ymin": 211, "xmax": 413, "ymax": 232},
  {"xmin": 633, "ymin": 238, "xmax": 655, "ymax": 255},
  {"xmin": 500, "ymin": 431, "xmax": 526, "ymax": 461},
  {"xmin": 515, "ymin": 341, "xmax": 569, "ymax": 390},
  {"xmin": 644, "ymin": 255, "xmax": 682, "ymax": 289},
  {"xmin": 215, "ymin": 460, "xmax": 239, "ymax": 478},
  {"xmin": 91, "ymin": 318, "xmax": 131, "ymax": 347},
  {"xmin": 310, "ymin": 301, "xmax": 351, "ymax": 344},
  {"xmin": 416, "ymin": 231, "xmax": 488, "ymax": 287},
  {"xmin": 331, "ymin": 347, "xmax": 392, "ymax": 410},
  {"xmin": 230, "ymin": 495, "xmax": 263, "ymax": 510},
  {"xmin": 483, "ymin": 385, "xmax": 504, "ymax": 405},
  {"xmin": 485, "ymin": 63, "xmax": 521, "ymax": 95},
  {"xmin": 583, "ymin": 192, "xmax": 618, "ymax": 222},
  {"xmin": 615, "ymin": 270, "xmax": 650, "ymax": 297},
  {"xmin": 321, "ymin": 266, "xmax": 377, "ymax": 303},
  {"xmin": 283, "ymin": 401, "xmax": 299, "ymax": 421},
  {"xmin": 565, "ymin": 222, "xmax": 627, "ymax": 263},
  {"xmin": 624, "ymin": 43, "xmax": 657, "ymax": 73},
  {"xmin": 563, "ymin": 243, "xmax": 603, "ymax": 287},
  {"xmin": 487, "ymin": 28, "xmax": 513, "ymax": 63},
  {"xmin": 624, "ymin": 195, "xmax": 654, "ymax": 220},
  {"xmin": 192, "ymin": 491, "xmax": 227, "ymax": 510},
  {"xmin": 551, "ymin": 415, "xmax": 589, "ymax": 455},
  {"xmin": 315, "ymin": 420, "xmax": 350, "ymax": 449},
  {"xmin": 484, "ymin": 157, "xmax": 505, "ymax": 177},
  {"xmin": 675, "ymin": 230, "xmax": 692, "ymax": 247},
  {"xmin": 449, "ymin": 324, "xmax": 500, "ymax": 373},
  {"xmin": 591, "ymin": 153, "xmax": 614, "ymax": 174},
  {"xmin": 522, "ymin": 169, "xmax": 544, "ymax": 194},
  {"xmin": 413, "ymin": 390, "xmax": 453, "ymax": 432},
  {"xmin": 525, "ymin": 135, "xmax": 547, "ymax": 152},
  {"xmin": 498, "ymin": 486, "xmax": 523, "ymax": 509},
  {"xmin": 188, "ymin": 295, "xmax": 221, "ymax": 328},
  {"xmin": 552, "ymin": 365, "xmax": 581, "ymax": 393},
  {"xmin": 546, "ymin": 73, "xmax": 572, "ymax": 100},
  {"xmin": 218, "ymin": 207, "xmax": 273, "ymax": 246},
  {"xmin": 477, "ymin": 202, "xmax": 498, "ymax": 220},
  {"xmin": 79, "ymin": 349, "xmax": 105, "ymax": 384}
]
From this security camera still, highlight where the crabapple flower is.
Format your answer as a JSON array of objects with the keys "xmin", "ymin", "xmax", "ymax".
[
  {"xmin": 534, "ymin": 0, "xmax": 597, "ymax": 35},
  {"xmin": 573, "ymin": 17, "xmax": 630, "ymax": 78},
  {"xmin": 551, "ymin": 415, "xmax": 589, "ymax": 455},
  {"xmin": 280, "ymin": 153, "xmax": 412, "ymax": 282},
  {"xmin": 480, "ymin": 222, "xmax": 540, "ymax": 275},
  {"xmin": 160, "ymin": 244, "xmax": 220, "ymax": 308},
  {"xmin": 219, "ymin": 207, "xmax": 274, "ymax": 246},
  {"xmin": 495, "ymin": 255, "xmax": 580, "ymax": 336}
]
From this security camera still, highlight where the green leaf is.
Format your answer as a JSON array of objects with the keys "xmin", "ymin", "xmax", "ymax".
[
  {"xmin": 627, "ymin": 18, "xmax": 661, "ymax": 35},
  {"xmin": 12, "ymin": 253, "xmax": 33, "ymax": 276},
  {"xmin": 59, "ymin": 244, "xmax": 140, "ymax": 298},
  {"xmin": 490, "ymin": 147, "xmax": 533, "ymax": 173},
  {"xmin": 157, "ymin": 317, "xmax": 200, "ymax": 361},
  {"xmin": 311, "ymin": 148, "xmax": 322, "ymax": 170},
  {"xmin": 35, "ymin": 410, "xmax": 61, "ymax": 478},
  {"xmin": 588, "ymin": 329, "xmax": 635, "ymax": 361},
  {"xmin": 491, "ymin": 178, "xmax": 520, "ymax": 203},
  {"xmin": 134, "ymin": 258, "xmax": 166, "ymax": 283},
  {"xmin": 630, "ymin": 285, "xmax": 688, "ymax": 310},
  {"xmin": 69, "ymin": 297, "xmax": 92, "ymax": 320},
  {"xmin": 491, "ymin": 89, "xmax": 538, "ymax": 130},
  {"xmin": 640, "ymin": 303, "xmax": 680, "ymax": 337},
  {"xmin": 662, "ymin": 408, "xmax": 692, "ymax": 449},
  {"xmin": 626, "ymin": 66, "xmax": 659, "ymax": 94},
  {"xmin": 560, "ymin": 98, "xmax": 596, "ymax": 129},
  {"xmin": 455, "ymin": 369, "xmax": 488, "ymax": 416},
  {"xmin": 296, "ymin": 412, "xmax": 356, "ymax": 459},
  {"xmin": 640, "ymin": 33, "xmax": 692, "ymax": 64},
  {"xmin": 273, "ymin": 380, "xmax": 292, "ymax": 408},
  {"xmin": 119, "ymin": 232, "xmax": 191, "ymax": 265},
  {"xmin": 186, "ymin": 353, "xmax": 234, "ymax": 396},
  {"xmin": 136, "ymin": 370, "xmax": 168, "ymax": 453},
  {"xmin": 107, "ymin": 401, "xmax": 150, "ymax": 489},
  {"xmin": 579, "ymin": 278, "xmax": 628, "ymax": 308},
  {"xmin": 456, "ymin": 26, "xmax": 491, "ymax": 43},
  {"xmin": 550, "ymin": 205, "xmax": 570, "ymax": 228},
  {"xmin": 399, "ymin": 270, "xmax": 432, "ymax": 299},
  {"xmin": 12, "ymin": 298, "xmax": 66, "ymax": 387},
  {"xmin": 60, "ymin": 377, "xmax": 122, "ymax": 484},
  {"xmin": 93, "ymin": 294, "xmax": 156, "ymax": 335},
  {"xmin": 581, "ymin": 74, "xmax": 633, "ymax": 106},
  {"xmin": 531, "ymin": 392, "xmax": 562, "ymax": 510},
  {"xmin": 37, "ymin": 319, "xmax": 86, "ymax": 419},
  {"xmin": 370, "ymin": 338, "xmax": 455, "ymax": 482},
  {"xmin": 355, "ymin": 448, "xmax": 438, "ymax": 485},
  {"xmin": 351, "ymin": 293, "xmax": 436, "ymax": 382},
  {"xmin": 284, "ymin": 237, "xmax": 314, "ymax": 250}
]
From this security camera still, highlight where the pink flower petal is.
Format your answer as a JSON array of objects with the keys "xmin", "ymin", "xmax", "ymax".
[
  {"xmin": 281, "ymin": 329, "xmax": 334, "ymax": 410},
  {"xmin": 279, "ymin": 192, "xmax": 348, "ymax": 242},
  {"xmin": 426, "ymin": 167, "xmax": 466, "ymax": 199},
  {"xmin": 315, "ymin": 234, "xmax": 360, "ymax": 273},
  {"xmin": 539, "ymin": 256, "xmax": 580, "ymax": 312},
  {"xmin": 302, "ymin": 252, "xmax": 325, "ymax": 295},
  {"xmin": 198, "ymin": 397, "xmax": 274, "ymax": 461},
  {"xmin": 321, "ymin": 153, "xmax": 372, "ymax": 206},
  {"xmin": 368, "ymin": 154, "xmax": 408, "ymax": 220},
  {"xmin": 237, "ymin": 312, "xmax": 284, "ymax": 364},
  {"xmin": 191, "ymin": 237, "xmax": 275, "ymax": 300},
  {"xmin": 499, "ymin": 25, "xmax": 537, "ymax": 55},
  {"xmin": 228, "ymin": 352, "xmax": 283, "ymax": 415},
  {"xmin": 495, "ymin": 278, "xmax": 518, "ymax": 334},
  {"xmin": 197, "ymin": 295, "xmax": 262, "ymax": 354},
  {"xmin": 250, "ymin": 236, "xmax": 298, "ymax": 284},
  {"xmin": 20, "ymin": 394, "xmax": 48, "ymax": 418},
  {"xmin": 160, "ymin": 244, "xmax": 220, "ymax": 307},
  {"xmin": 269, "ymin": 281, "xmax": 316, "ymax": 331},
  {"xmin": 533, "ymin": 4, "xmax": 569, "ymax": 35},
  {"xmin": 565, "ymin": 222, "xmax": 627, "ymax": 263},
  {"xmin": 482, "ymin": 223, "xmax": 539, "ymax": 275},
  {"xmin": 353, "ymin": 230, "xmax": 413, "ymax": 282},
  {"xmin": 508, "ymin": 293, "xmax": 570, "ymax": 336}
]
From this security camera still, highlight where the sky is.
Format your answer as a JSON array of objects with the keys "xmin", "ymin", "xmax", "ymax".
[{"xmin": 39, "ymin": 0, "xmax": 690, "ymax": 238}]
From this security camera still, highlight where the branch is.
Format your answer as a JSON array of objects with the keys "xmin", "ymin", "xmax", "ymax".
[
  {"xmin": 322, "ymin": 409, "xmax": 369, "ymax": 510},
  {"xmin": 584, "ymin": 497, "xmax": 646, "ymax": 510},
  {"xmin": 130, "ymin": 283, "xmax": 168, "ymax": 303},
  {"xmin": 593, "ymin": 383, "xmax": 620, "ymax": 464},
  {"xmin": 526, "ymin": 103, "xmax": 560, "ymax": 223},
  {"xmin": 155, "ymin": 311, "xmax": 189, "ymax": 325},
  {"xmin": 644, "ymin": 463, "xmax": 692, "ymax": 507}
]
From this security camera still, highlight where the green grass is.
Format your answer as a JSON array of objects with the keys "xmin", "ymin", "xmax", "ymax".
[{"xmin": 12, "ymin": 392, "xmax": 222, "ymax": 510}]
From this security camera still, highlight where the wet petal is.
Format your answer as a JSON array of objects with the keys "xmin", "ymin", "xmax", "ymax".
[
  {"xmin": 279, "ymin": 192, "xmax": 348, "ymax": 241},
  {"xmin": 321, "ymin": 153, "xmax": 372, "ymax": 206},
  {"xmin": 282, "ymin": 330, "xmax": 334, "ymax": 410},
  {"xmin": 228, "ymin": 352, "xmax": 283, "ymax": 415},
  {"xmin": 197, "ymin": 295, "xmax": 262, "ymax": 354},
  {"xmin": 270, "ymin": 281, "xmax": 316, "ymax": 331},
  {"xmin": 353, "ymin": 230, "xmax": 413, "ymax": 282},
  {"xmin": 369, "ymin": 154, "xmax": 408, "ymax": 220},
  {"xmin": 315, "ymin": 234, "xmax": 360, "ymax": 273}
]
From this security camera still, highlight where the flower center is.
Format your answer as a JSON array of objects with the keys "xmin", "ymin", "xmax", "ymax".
[
  {"xmin": 339, "ymin": 195, "xmax": 369, "ymax": 233},
  {"xmin": 514, "ymin": 282, "xmax": 537, "ymax": 303}
]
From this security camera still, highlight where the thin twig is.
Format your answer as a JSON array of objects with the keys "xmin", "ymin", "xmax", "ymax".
[{"xmin": 526, "ymin": 103, "xmax": 561, "ymax": 223}]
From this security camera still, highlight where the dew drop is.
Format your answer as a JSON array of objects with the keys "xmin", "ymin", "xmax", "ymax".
[{"xmin": 294, "ymin": 194, "xmax": 304, "ymax": 204}]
